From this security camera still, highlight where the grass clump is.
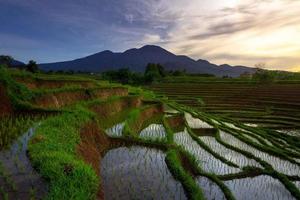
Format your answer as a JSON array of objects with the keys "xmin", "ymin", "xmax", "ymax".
[
  {"xmin": 165, "ymin": 149, "xmax": 204, "ymax": 200},
  {"xmin": 0, "ymin": 66, "xmax": 34, "ymax": 108},
  {"xmin": 0, "ymin": 116, "xmax": 40, "ymax": 150},
  {"xmin": 28, "ymin": 107, "xmax": 99, "ymax": 200}
]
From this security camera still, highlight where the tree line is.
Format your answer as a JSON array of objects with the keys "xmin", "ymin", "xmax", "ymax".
[{"xmin": 0, "ymin": 55, "xmax": 39, "ymax": 73}]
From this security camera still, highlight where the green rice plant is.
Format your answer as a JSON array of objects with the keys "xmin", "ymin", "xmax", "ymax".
[
  {"xmin": 185, "ymin": 125, "xmax": 239, "ymax": 168},
  {"xmin": 162, "ymin": 116, "xmax": 174, "ymax": 144},
  {"xmin": 28, "ymin": 107, "xmax": 99, "ymax": 200},
  {"xmin": 165, "ymin": 149, "xmax": 204, "ymax": 200},
  {"xmin": 0, "ymin": 187, "xmax": 8, "ymax": 200},
  {"xmin": 0, "ymin": 66, "xmax": 34, "ymax": 108},
  {"xmin": 0, "ymin": 116, "xmax": 40, "ymax": 150}
]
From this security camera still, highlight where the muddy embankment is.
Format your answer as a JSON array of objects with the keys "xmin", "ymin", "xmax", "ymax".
[
  {"xmin": 166, "ymin": 114, "xmax": 185, "ymax": 132},
  {"xmin": 90, "ymin": 96, "xmax": 142, "ymax": 118},
  {"xmin": 129, "ymin": 104, "xmax": 164, "ymax": 135},
  {"xmin": 14, "ymin": 77, "xmax": 96, "ymax": 89},
  {"xmin": 33, "ymin": 87, "xmax": 129, "ymax": 109},
  {"xmin": 0, "ymin": 84, "xmax": 13, "ymax": 116}
]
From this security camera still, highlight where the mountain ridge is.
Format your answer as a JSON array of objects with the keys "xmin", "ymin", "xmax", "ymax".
[{"xmin": 39, "ymin": 45, "xmax": 256, "ymax": 77}]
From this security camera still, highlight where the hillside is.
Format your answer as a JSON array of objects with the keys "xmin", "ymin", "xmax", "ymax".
[
  {"xmin": 39, "ymin": 45, "xmax": 256, "ymax": 77},
  {"xmin": 0, "ymin": 67, "xmax": 300, "ymax": 199}
]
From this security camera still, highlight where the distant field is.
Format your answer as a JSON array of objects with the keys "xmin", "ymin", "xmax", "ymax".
[{"xmin": 150, "ymin": 81, "xmax": 300, "ymax": 129}]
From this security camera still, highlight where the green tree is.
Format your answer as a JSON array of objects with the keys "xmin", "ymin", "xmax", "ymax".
[
  {"xmin": 26, "ymin": 60, "xmax": 39, "ymax": 73},
  {"xmin": 0, "ymin": 55, "xmax": 13, "ymax": 67},
  {"xmin": 144, "ymin": 63, "xmax": 164, "ymax": 83}
]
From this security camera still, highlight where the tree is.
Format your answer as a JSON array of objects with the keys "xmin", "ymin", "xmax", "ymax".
[
  {"xmin": 0, "ymin": 55, "xmax": 13, "ymax": 67},
  {"xmin": 144, "ymin": 63, "xmax": 164, "ymax": 83},
  {"xmin": 26, "ymin": 60, "xmax": 39, "ymax": 73}
]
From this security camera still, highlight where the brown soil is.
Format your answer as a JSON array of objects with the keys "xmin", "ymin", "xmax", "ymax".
[
  {"xmin": 33, "ymin": 90, "xmax": 90, "ymax": 108},
  {"xmin": 92, "ymin": 87, "xmax": 128, "ymax": 99},
  {"xmin": 90, "ymin": 96, "xmax": 142, "ymax": 118},
  {"xmin": 0, "ymin": 84, "xmax": 13, "ymax": 117},
  {"xmin": 77, "ymin": 122, "xmax": 123, "ymax": 200},
  {"xmin": 15, "ymin": 77, "xmax": 96, "ymax": 89},
  {"xmin": 166, "ymin": 114, "xmax": 185, "ymax": 132},
  {"xmin": 130, "ymin": 104, "xmax": 164, "ymax": 135},
  {"xmin": 192, "ymin": 128, "xmax": 217, "ymax": 136},
  {"xmin": 33, "ymin": 87, "xmax": 129, "ymax": 109}
]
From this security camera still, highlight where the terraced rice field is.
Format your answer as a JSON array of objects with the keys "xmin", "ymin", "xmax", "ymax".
[
  {"xmin": 150, "ymin": 83, "xmax": 300, "ymax": 129},
  {"xmin": 100, "ymin": 107, "xmax": 300, "ymax": 199},
  {"xmin": 1, "ymin": 68, "xmax": 300, "ymax": 199}
]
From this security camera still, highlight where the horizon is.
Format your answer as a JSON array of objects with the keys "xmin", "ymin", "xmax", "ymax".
[{"xmin": 1, "ymin": 0, "xmax": 300, "ymax": 71}]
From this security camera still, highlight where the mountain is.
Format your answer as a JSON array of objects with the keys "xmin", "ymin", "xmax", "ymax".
[
  {"xmin": 0, "ymin": 58, "xmax": 25, "ymax": 67},
  {"xmin": 39, "ymin": 45, "xmax": 256, "ymax": 77}
]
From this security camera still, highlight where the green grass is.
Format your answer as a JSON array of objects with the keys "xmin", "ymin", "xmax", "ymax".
[
  {"xmin": 0, "ymin": 66, "xmax": 34, "ymax": 108},
  {"xmin": 165, "ymin": 149, "xmax": 204, "ymax": 200},
  {"xmin": 0, "ymin": 116, "xmax": 41, "ymax": 150},
  {"xmin": 28, "ymin": 106, "xmax": 99, "ymax": 200}
]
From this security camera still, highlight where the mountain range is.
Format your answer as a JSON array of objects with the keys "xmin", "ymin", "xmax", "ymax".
[{"xmin": 39, "ymin": 45, "xmax": 256, "ymax": 77}]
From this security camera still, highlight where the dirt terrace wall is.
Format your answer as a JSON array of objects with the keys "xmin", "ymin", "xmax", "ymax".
[
  {"xmin": 15, "ymin": 77, "xmax": 96, "ymax": 89},
  {"xmin": 90, "ymin": 96, "xmax": 142, "ymax": 118},
  {"xmin": 77, "ymin": 122, "xmax": 124, "ymax": 200},
  {"xmin": 33, "ymin": 87, "xmax": 128, "ymax": 109},
  {"xmin": 130, "ymin": 104, "xmax": 164, "ymax": 135},
  {"xmin": 0, "ymin": 84, "xmax": 13, "ymax": 117},
  {"xmin": 166, "ymin": 114, "xmax": 185, "ymax": 132}
]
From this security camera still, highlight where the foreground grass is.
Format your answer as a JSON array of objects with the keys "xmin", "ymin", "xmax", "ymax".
[{"xmin": 28, "ymin": 107, "xmax": 98, "ymax": 200}]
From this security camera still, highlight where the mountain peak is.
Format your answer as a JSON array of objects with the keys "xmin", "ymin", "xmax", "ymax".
[
  {"xmin": 139, "ymin": 45, "xmax": 168, "ymax": 52},
  {"xmin": 39, "ymin": 45, "xmax": 256, "ymax": 77}
]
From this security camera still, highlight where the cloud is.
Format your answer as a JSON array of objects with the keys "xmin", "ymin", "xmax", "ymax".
[{"xmin": 1, "ymin": 0, "xmax": 300, "ymax": 70}]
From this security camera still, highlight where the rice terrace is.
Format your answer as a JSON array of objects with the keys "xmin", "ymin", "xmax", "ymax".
[{"xmin": 1, "ymin": 0, "xmax": 300, "ymax": 200}]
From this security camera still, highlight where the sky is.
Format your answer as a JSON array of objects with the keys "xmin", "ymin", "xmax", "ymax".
[{"xmin": 0, "ymin": 0, "xmax": 300, "ymax": 71}]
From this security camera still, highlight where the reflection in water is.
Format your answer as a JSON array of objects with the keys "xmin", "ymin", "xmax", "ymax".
[
  {"xmin": 220, "ymin": 131, "xmax": 300, "ymax": 176},
  {"xmin": 105, "ymin": 122, "xmax": 124, "ymax": 137},
  {"xmin": 100, "ymin": 146, "xmax": 187, "ymax": 200},
  {"xmin": 185, "ymin": 112, "xmax": 213, "ymax": 129},
  {"xmin": 139, "ymin": 124, "xmax": 166, "ymax": 140},
  {"xmin": 224, "ymin": 175, "xmax": 295, "ymax": 200},
  {"xmin": 196, "ymin": 177, "xmax": 225, "ymax": 200},
  {"xmin": 201, "ymin": 136, "xmax": 261, "ymax": 168},
  {"xmin": 174, "ymin": 130, "xmax": 240, "ymax": 175}
]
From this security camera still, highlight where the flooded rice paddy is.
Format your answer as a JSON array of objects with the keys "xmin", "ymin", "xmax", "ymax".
[
  {"xmin": 185, "ymin": 113, "xmax": 213, "ymax": 129},
  {"xmin": 224, "ymin": 175, "xmax": 296, "ymax": 200},
  {"xmin": 100, "ymin": 146, "xmax": 187, "ymax": 200},
  {"xmin": 0, "ymin": 127, "xmax": 47, "ymax": 199},
  {"xmin": 174, "ymin": 130, "xmax": 240, "ymax": 175},
  {"xmin": 196, "ymin": 177, "xmax": 225, "ymax": 200},
  {"xmin": 220, "ymin": 131, "xmax": 300, "ymax": 176},
  {"xmin": 200, "ymin": 136, "xmax": 261, "ymax": 168},
  {"xmin": 139, "ymin": 124, "xmax": 166, "ymax": 140},
  {"xmin": 105, "ymin": 122, "xmax": 124, "ymax": 137}
]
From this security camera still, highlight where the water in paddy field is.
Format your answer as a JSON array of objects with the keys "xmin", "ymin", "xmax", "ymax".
[
  {"xmin": 174, "ymin": 129, "xmax": 240, "ymax": 175},
  {"xmin": 220, "ymin": 131, "xmax": 300, "ymax": 176},
  {"xmin": 105, "ymin": 122, "xmax": 124, "ymax": 137},
  {"xmin": 224, "ymin": 175, "xmax": 296, "ymax": 200},
  {"xmin": 277, "ymin": 129, "xmax": 300, "ymax": 137},
  {"xmin": 100, "ymin": 146, "xmax": 187, "ymax": 200},
  {"xmin": 184, "ymin": 112, "xmax": 213, "ymax": 129},
  {"xmin": 0, "ymin": 127, "xmax": 47, "ymax": 199},
  {"xmin": 139, "ymin": 124, "xmax": 166, "ymax": 140},
  {"xmin": 196, "ymin": 177, "xmax": 226, "ymax": 200},
  {"xmin": 200, "ymin": 136, "xmax": 261, "ymax": 168}
]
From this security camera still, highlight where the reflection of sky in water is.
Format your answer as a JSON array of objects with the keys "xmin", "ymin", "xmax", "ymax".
[
  {"xmin": 225, "ymin": 176, "xmax": 295, "ymax": 200},
  {"xmin": 201, "ymin": 136, "xmax": 261, "ymax": 168},
  {"xmin": 174, "ymin": 130, "xmax": 240, "ymax": 175},
  {"xmin": 105, "ymin": 122, "xmax": 124, "ymax": 137},
  {"xmin": 196, "ymin": 177, "xmax": 226, "ymax": 200},
  {"xmin": 101, "ymin": 146, "xmax": 187, "ymax": 200},
  {"xmin": 220, "ymin": 131, "xmax": 300, "ymax": 176},
  {"xmin": 139, "ymin": 124, "xmax": 166, "ymax": 140}
]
